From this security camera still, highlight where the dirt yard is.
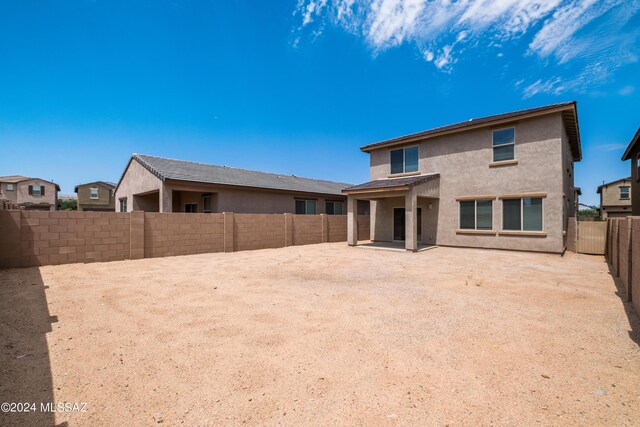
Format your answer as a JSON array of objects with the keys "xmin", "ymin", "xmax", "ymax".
[{"xmin": 1, "ymin": 243, "xmax": 639, "ymax": 426}]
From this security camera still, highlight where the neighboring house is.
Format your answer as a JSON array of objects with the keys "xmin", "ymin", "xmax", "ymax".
[
  {"xmin": 114, "ymin": 154, "xmax": 355, "ymax": 214},
  {"xmin": 621, "ymin": 128, "xmax": 640, "ymax": 216},
  {"xmin": 0, "ymin": 175, "xmax": 60, "ymax": 211},
  {"xmin": 74, "ymin": 181, "xmax": 116, "ymax": 211},
  {"xmin": 597, "ymin": 177, "xmax": 632, "ymax": 219},
  {"xmin": 343, "ymin": 102, "xmax": 581, "ymax": 253}
]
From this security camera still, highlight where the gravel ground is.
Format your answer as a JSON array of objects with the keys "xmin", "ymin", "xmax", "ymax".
[{"xmin": 1, "ymin": 243, "xmax": 639, "ymax": 426}]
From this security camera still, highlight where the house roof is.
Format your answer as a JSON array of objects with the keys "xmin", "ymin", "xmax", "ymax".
[
  {"xmin": 621, "ymin": 128, "xmax": 640, "ymax": 161},
  {"xmin": 360, "ymin": 101, "xmax": 582, "ymax": 161},
  {"xmin": 343, "ymin": 173, "xmax": 440, "ymax": 194},
  {"xmin": 119, "ymin": 154, "xmax": 352, "ymax": 196},
  {"xmin": 0, "ymin": 175, "xmax": 61, "ymax": 191},
  {"xmin": 74, "ymin": 181, "xmax": 116, "ymax": 192},
  {"xmin": 596, "ymin": 177, "xmax": 632, "ymax": 193}
]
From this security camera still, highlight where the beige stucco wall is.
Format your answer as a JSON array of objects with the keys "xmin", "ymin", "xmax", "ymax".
[
  {"xmin": 600, "ymin": 179, "xmax": 632, "ymax": 219},
  {"xmin": 367, "ymin": 113, "xmax": 573, "ymax": 253},
  {"xmin": 15, "ymin": 179, "xmax": 58, "ymax": 210},
  {"xmin": 370, "ymin": 196, "xmax": 438, "ymax": 244},
  {"xmin": 115, "ymin": 159, "xmax": 163, "ymax": 212},
  {"xmin": 77, "ymin": 183, "xmax": 115, "ymax": 211}
]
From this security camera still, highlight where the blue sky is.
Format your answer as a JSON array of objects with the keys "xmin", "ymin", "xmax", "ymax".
[{"xmin": 0, "ymin": 1, "xmax": 638, "ymax": 206}]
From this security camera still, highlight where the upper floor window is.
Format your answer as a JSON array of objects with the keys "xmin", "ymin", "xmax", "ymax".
[
  {"xmin": 390, "ymin": 146, "xmax": 419, "ymax": 174},
  {"xmin": 492, "ymin": 127, "xmax": 515, "ymax": 162},
  {"xmin": 90, "ymin": 188, "xmax": 99, "ymax": 199},
  {"xmin": 503, "ymin": 197, "xmax": 543, "ymax": 231},
  {"xmin": 6, "ymin": 183, "xmax": 14, "ymax": 191},
  {"xmin": 326, "ymin": 201, "xmax": 344, "ymax": 215},
  {"xmin": 620, "ymin": 186, "xmax": 630, "ymax": 200},
  {"xmin": 295, "ymin": 199, "xmax": 316, "ymax": 215},
  {"xmin": 29, "ymin": 185, "xmax": 44, "ymax": 196},
  {"xmin": 119, "ymin": 198, "xmax": 127, "ymax": 212}
]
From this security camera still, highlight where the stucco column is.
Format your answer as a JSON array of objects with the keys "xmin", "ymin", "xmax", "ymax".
[
  {"xmin": 347, "ymin": 196, "xmax": 358, "ymax": 246},
  {"xmin": 405, "ymin": 192, "xmax": 417, "ymax": 252},
  {"xmin": 159, "ymin": 184, "xmax": 173, "ymax": 213}
]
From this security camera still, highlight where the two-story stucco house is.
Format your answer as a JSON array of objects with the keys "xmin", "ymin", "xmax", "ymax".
[
  {"xmin": 597, "ymin": 177, "xmax": 632, "ymax": 219},
  {"xmin": 115, "ymin": 154, "xmax": 359, "ymax": 214},
  {"xmin": 621, "ymin": 128, "xmax": 640, "ymax": 216},
  {"xmin": 344, "ymin": 102, "xmax": 581, "ymax": 254},
  {"xmin": 74, "ymin": 181, "xmax": 116, "ymax": 211},
  {"xmin": 0, "ymin": 175, "xmax": 60, "ymax": 211}
]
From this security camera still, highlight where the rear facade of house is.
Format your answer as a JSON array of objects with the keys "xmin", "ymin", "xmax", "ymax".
[
  {"xmin": 0, "ymin": 175, "xmax": 59, "ymax": 211},
  {"xmin": 621, "ymin": 128, "xmax": 640, "ymax": 216},
  {"xmin": 74, "ymin": 181, "xmax": 116, "ymax": 212},
  {"xmin": 115, "ymin": 154, "xmax": 357, "ymax": 215},
  {"xmin": 345, "ymin": 102, "xmax": 581, "ymax": 253},
  {"xmin": 597, "ymin": 178, "xmax": 632, "ymax": 219}
]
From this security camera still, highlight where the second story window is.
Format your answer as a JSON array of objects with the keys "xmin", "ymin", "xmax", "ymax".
[
  {"xmin": 6, "ymin": 183, "xmax": 14, "ymax": 191},
  {"xmin": 29, "ymin": 185, "xmax": 44, "ymax": 196},
  {"xmin": 620, "ymin": 186, "xmax": 630, "ymax": 200},
  {"xmin": 119, "ymin": 198, "xmax": 127, "ymax": 212},
  {"xmin": 90, "ymin": 188, "xmax": 99, "ymax": 199},
  {"xmin": 295, "ymin": 199, "xmax": 316, "ymax": 215},
  {"xmin": 492, "ymin": 127, "xmax": 515, "ymax": 162},
  {"xmin": 390, "ymin": 146, "xmax": 419, "ymax": 175}
]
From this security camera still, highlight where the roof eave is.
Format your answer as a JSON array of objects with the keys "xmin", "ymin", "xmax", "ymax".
[{"xmin": 621, "ymin": 128, "xmax": 640, "ymax": 161}]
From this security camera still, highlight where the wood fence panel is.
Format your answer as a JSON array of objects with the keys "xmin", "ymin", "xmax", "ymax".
[{"xmin": 577, "ymin": 221, "xmax": 607, "ymax": 255}]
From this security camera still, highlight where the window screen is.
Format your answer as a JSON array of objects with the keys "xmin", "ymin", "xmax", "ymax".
[
  {"xmin": 404, "ymin": 146, "xmax": 419, "ymax": 172},
  {"xmin": 523, "ymin": 198, "xmax": 543, "ymax": 231},
  {"xmin": 502, "ymin": 199, "xmax": 521, "ymax": 231},
  {"xmin": 476, "ymin": 200, "xmax": 493, "ymax": 230},
  {"xmin": 493, "ymin": 128, "xmax": 515, "ymax": 162},
  {"xmin": 460, "ymin": 201, "xmax": 475, "ymax": 229},
  {"xmin": 390, "ymin": 149, "xmax": 404, "ymax": 174}
]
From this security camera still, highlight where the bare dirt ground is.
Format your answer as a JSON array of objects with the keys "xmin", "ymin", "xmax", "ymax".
[{"xmin": 1, "ymin": 243, "xmax": 639, "ymax": 426}]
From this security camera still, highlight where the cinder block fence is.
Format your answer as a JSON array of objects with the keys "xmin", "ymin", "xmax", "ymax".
[
  {"xmin": 0, "ymin": 210, "xmax": 370, "ymax": 268},
  {"xmin": 605, "ymin": 217, "xmax": 640, "ymax": 316}
]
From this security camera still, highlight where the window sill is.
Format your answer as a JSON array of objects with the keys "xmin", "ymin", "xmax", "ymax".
[
  {"xmin": 498, "ymin": 231, "xmax": 547, "ymax": 237},
  {"xmin": 456, "ymin": 229, "xmax": 496, "ymax": 235},
  {"xmin": 387, "ymin": 171, "xmax": 421, "ymax": 178},
  {"xmin": 489, "ymin": 160, "xmax": 518, "ymax": 168}
]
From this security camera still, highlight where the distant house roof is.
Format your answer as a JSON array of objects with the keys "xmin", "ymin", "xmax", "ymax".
[
  {"xmin": 343, "ymin": 173, "xmax": 440, "ymax": 194},
  {"xmin": 597, "ymin": 177, "xmax": 632, "ymax": 193},
  {"xmin": 117, "ymin": 154, "xmax": 352, "ymax": 196},
  {"xmin": 74, "ymin": 181, "xmax": 116, "ymax": 192},
  {"xmin": 360, "ymin": 101, "xmax": 582, "ymax": 161},
  {"xmin": 0, "ymin": 175, "xmax": 61, "ymax": 191},
  {"xmin": 621, "ymin": 128, "xmax": 640, "ymax": 161}
]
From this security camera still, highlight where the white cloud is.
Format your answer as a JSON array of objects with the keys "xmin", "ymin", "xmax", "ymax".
[
  {"xmin": 618, "ymin": 85, "xmax": 635, "ymax": 96},
  {"xmin": 293, "ymin": 0, "xmax": 640, "ymax": 96}
]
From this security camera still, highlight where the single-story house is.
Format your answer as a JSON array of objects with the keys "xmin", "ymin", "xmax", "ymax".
[
  {"xmin": 344, "ymin": 101, "xmax": 581, "ymax": 253},
  {"xmin": 0, "ymin": 175, "xmax": 60, "ymax": 211},
  {"xmin": 115, "ymin": 154, "xmax": 365, "ymax": 215}
]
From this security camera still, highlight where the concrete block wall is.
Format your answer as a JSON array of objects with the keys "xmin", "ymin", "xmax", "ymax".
[
  {"xmin": 632, "ymin": 218, "xmax": 640, "ymax": 316},
  {"xmin": 606, "ymin": 217, "xmax": 640, "ymax": 317},
  {"xmin": 618, "ymin": 219, "xmax": 632, "ymax": 302},
  {"xmin": 144, "ymin": 212, "xmax": 224, "ymax": 258},
  {"xmin": 0, "ymin": 211, "xmax": 371, "ymax": 268}
]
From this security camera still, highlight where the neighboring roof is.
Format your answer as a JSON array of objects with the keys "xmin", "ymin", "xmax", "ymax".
[
  {"xmin": 597, "ymin": 177, "xmax": 632, "ymax": 193},
  {"xmin": 0, "ymin": 175, "xmax": 30, "ymax": 183},
  {"xmin": 0, "ymin": 175, "xmax": 61, "ymax": 191},
  {"xmin": 621, "ymin": 128, "xmax": 640, "ymax": 161},
  {"xmin": 118, "ymin": 154, "xmax": 352, "ymax": 196},
  {"xmin": 360, "ymin": 101, "xmax": 582, "ymax": 161},
  {"xmin": 343, "ymin": 173, "xmax": 440, "ymax": 194},
  {"xmin": 74, "ymin": 181, "xmax": 116, "ymax": 192}
]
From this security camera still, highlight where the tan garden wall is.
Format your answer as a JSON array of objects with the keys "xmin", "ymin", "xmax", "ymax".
[
  {"xmin": 0, "ymin": 211, "xmax": 370, "ymax": 268},
  {"xmin": 606, "ymin": 217, "xmax": 640, "ymax": 317}
]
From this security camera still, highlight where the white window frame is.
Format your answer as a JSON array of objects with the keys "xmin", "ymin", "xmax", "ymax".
[
  {"xmin": 90, "ymin": 187, "xmax": 99, "ymax": 199},
  {"xmin": 32, "ymin": 185, "xmax": 42, "ymax": 196},
  {"xmin": 458, "ymin": 199, "xmax": 493, "ymax": 230},
  {"xmin": 502, "ymin": 197, "xmax": 544, "ymax": 232},
  {"xmin": 6, "ymin": 183, "xmax": 14, "ymax": 191},
  {"xmin": 119, "ymin": 198, "xmax": 127, "ymax": 212},
  {"xmin": 390, "ymin": 145, "xmax": 419, "ymax": 174},
  {"xmin": 620, "ymin": 186, "xmax": 630, "ymax": 200},
  {"xmin": 492, "ymin": 126, "xmax": 516, "ymax": 162}
]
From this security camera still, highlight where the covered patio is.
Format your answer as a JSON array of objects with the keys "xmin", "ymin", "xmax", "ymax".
[{"xmin": 345, "ymin": 174, "xmax": 440, "ymax": 252}]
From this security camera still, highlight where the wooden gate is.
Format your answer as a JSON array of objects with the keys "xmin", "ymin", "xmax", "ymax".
[{"xmin": 576, "ymin": 221, "xmax": 607, "ymax": 255}]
